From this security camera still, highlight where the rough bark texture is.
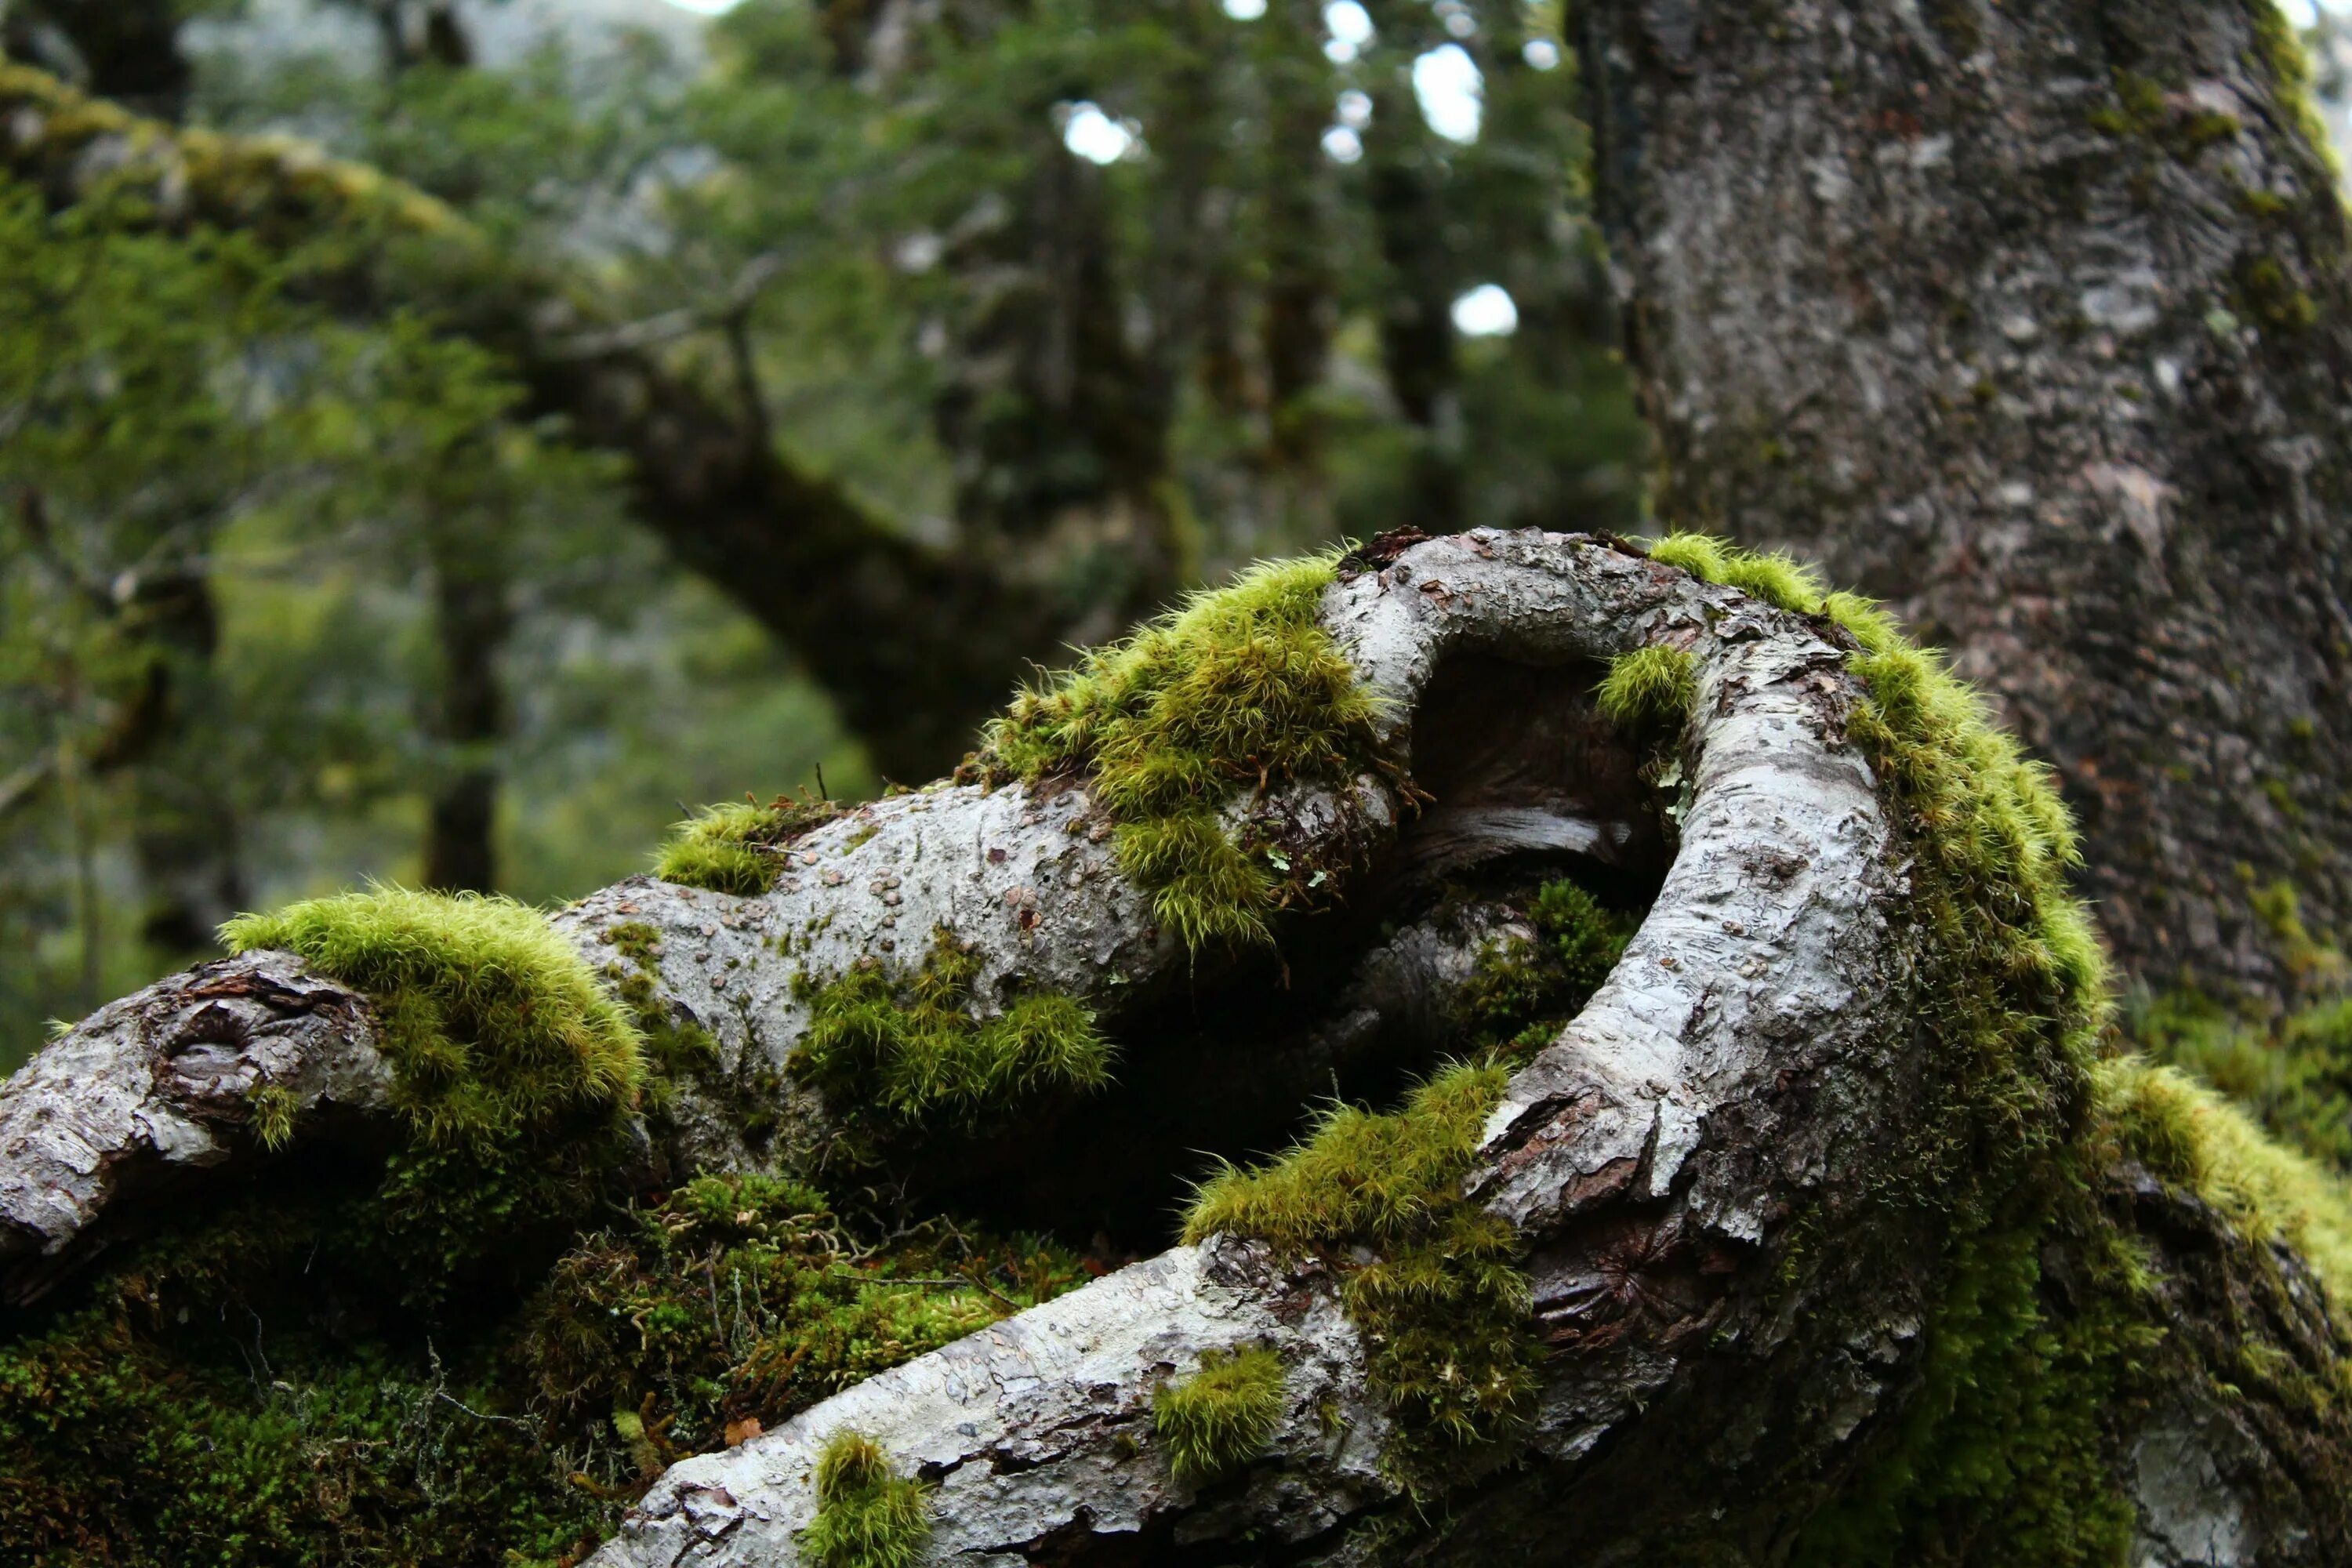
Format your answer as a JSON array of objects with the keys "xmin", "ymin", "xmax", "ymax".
[
  {"xmin": 1577, "ymin": 0, "xmax": 2352, "ymax": 1007},
  {"xmin": 0, "ymin": 60, "xmax": 1067, "ymax": 779},
  {"xmin": 3, "ymin": 532, "xmax": 2344, "ymax": 1562}
]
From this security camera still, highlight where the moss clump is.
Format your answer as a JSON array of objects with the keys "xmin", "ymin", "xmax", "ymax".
[
  {"xmin": 2098, "ymin": 1057, "xmax": 2352, "ymax": 1294},
  {"xmin": 655, "ymin": 793, "xmax": 843, "ymax": 897},
  {"xmin": 795, "ymin": 927, "xmax": 1112, "ymax": 1130},
  {"xmin": 1594, "ymin": 644, "xmax": 1698, "ymax": 729},
  {"xmin": 222, "ymin": 886, "xmax": 643, "ymax": 1149},
  {"xmin": 2134, "ymin": 990, "xmax": 2352, "ymax": 1171},
  {"xmin": 1460, "ymin": 877, "xmax": 1637, "ymax": 1057},
  {"xmin": 247, "ymin": 1082, "xmax": 299, "ymax": 1151},
  {"xmin": 1155, "ymin": 1345, "xmax": 1288, "ymax": 1485},
  {"xmin": 1185, "ymin": 1061, "xmax": 1535, "ymax": 1465},
  {"xmin": 800, "ymin": 1432, "xmax": 933, "ymax": 1568},
  {"xmin": 967, "ymin": 555, "xmax": 1384, "ymax": 950},
  {"xmin": 525, "ymin": 1172, "xmax": 1085, "ymax": 1461},
  {"xmin": 598, "ymin": 921, "xmax": 720, "ymax": 1103}
]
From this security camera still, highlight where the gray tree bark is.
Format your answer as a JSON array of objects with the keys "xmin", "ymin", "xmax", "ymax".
[
  {"xmin": 1575, "ymin": 0, "xmax": 2352, "ymax": 1007},
  {"xmin": 5, "ymin": 532, "xmax": 2343, "ymax": 1563}
]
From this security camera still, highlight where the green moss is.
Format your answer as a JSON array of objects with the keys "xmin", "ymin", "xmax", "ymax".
[
  {"xmin": 794, "ymin": 927, "xmax": 1112, "ymax": 1130},
  {"xmin": 2251, "ymin": 0, "xmax": 2341, "ymax": 178},
  {"xmin": 247, "ymin": 1082, "xmax": 298, "ymax": 1151},
  {"xmin": 1184, "ymin": 1061, "xmax": 1536, "ymax": 1468},
  {"xmin": 966, "ymin": 555, "xmax": 1384, "ymax": 950},
  {"xmin": 801, "ymin": 1432, "xmax": 933, "ymax": 1568},
  {"xmin": 655, "ymin": 794, "xmax": 843, "ymax": 897},
  {"xmin": 221, "ymin": 885, "xmax": 643, "ymax": 1149},
  {"xmin": 1594, "ymin": 644, "xmax": 1697, "ymax": 729},
  {"xmin": 2238, "ymin": 253, "xmax": 2321, "ymax": 332},
  {"xmin": 1655, "ymin": 537, "xmax": 2133, "ymax": 1563},
  {"xmin": 0, "ymin": 1297, "xmax": 607, "ymax": 1567},
  {"xmin": 524, "ymin": 1173, "xmax": 1084, "ymax": 1459},
  {"xmin": 2097, "ymin": 1057, "xmax": 2352, "ymax": 1294},
  {"xmin": 1460, "ymin": 877, "xmax": 1636, "ymax": 1055},
  {"xmin": 1155, "ymin": 1345, "xmax": 1287, "ymax": 1485},
  {"xmin": 2135, "ymin": 990, "xmax": 2352, "ymax": 1170},
  {"xmin": 598, "ymin": 922, "xmax": 720, "ymax": 1094}
]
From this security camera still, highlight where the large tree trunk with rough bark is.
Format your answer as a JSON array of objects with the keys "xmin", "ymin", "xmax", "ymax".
[
  {"xmin": 1575, "ymin": 0, "xmax": 2352, "ymax": 1008},
  {"xmin": 4, "ymin": 532, "xmax": 2344, "ymax": 1564}
]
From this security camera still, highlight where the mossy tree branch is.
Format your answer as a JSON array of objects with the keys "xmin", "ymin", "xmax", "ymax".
[{"xmin": 5, "ymin": 532, "xmax": 2347, "ymax": 1562}]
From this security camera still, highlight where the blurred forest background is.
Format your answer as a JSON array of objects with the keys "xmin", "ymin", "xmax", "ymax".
[{"xmin": 2, "ymin": 0, "xmax": 2347, "ymax": 1074}]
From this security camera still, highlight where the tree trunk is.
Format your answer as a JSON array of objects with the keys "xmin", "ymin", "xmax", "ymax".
[
  {"xmin": 5, "ymin": 531, "xmax": 2343, "ymax": 1563},
  {"xmin": 420, "ymin": 518, "xmax": 507, "ymax": 895},
  {"xmin": 1575, "ymin": 0, "xmax": 2352, "ymax": 1009}
]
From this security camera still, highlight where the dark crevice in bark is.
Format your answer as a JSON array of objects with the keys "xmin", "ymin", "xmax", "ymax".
[{"xmin": 885, "ymin": 655, "xmax": 1670, "ymax": 1255}]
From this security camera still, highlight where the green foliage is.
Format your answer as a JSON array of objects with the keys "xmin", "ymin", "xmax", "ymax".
[
  {"xmin": 971, "ymin": 555, "xmax": 1382, "ymax": 949},
  {"xmin": 1185, "ymin": 1062, "xmax": 1536, "ymax": 1466},
  {"xmin": 1594, "ymin": 645, "xmax": 1697, "ymax": 729},
  {"xmin": 655, "ymin": 793, "xmax": 844, "ymax": 896},
  {"xmin": 795, "ymin": 928, "xmax": 1112, "ymax": 1129},
  {"xmin": 1154, "ymin": 1345, "xmax": 1287, "ymax": 1486},
  {"xmin": 801, "ymin": 1432, "xmax": 934, "ymax": 1568},
  {"xmin": 223, "ymin": 886, "xmax": 643, "ymax": 1148},
  {"xmin": 525, "ymin": 1172, "xmax": 1085, "ymax": 1460}
]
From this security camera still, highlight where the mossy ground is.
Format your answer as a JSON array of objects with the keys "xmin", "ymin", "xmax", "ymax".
[
  {"xmin": 0, "ymin": 887, "xmax": 1089, "ymax": 1566},
  {"xmin": 800, "ymin": 1431, "xmax": 932, "ymax": 1568},
  {"xmin": 655, "ymin": 793, "xmax": 843, "ymax": 897},
  {"xmin": 794, "ymin": 927, "xmax": 1112, "ymax": 1134},
  {"xmin": 1154, "ymin": 1345, "xmax": 1288, "ymax": 1485},
  {"xmin": 964, "ymin": 555, "xmax": 1385, "ymax": 951},
  {"xmin": 524, "ymin": 1172, "xmax": 1087, "ymax": 1467}
]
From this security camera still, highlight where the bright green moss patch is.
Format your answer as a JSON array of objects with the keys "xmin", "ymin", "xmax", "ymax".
[
  {"xmin": 801, "ymin": 1432, "xmax": 933, "ymax": 1568},
  {"xmin": 526, "ymin": 1172, "xmax": 1084, "ymax": 1461},
  {"xmin": 222, "ymin": 886, "xmax": 644, "ymax": 1149},
  {"xmin": 1155, "ymin": 1345, "xmax": 1287, "ymax": 1485},
  {"xmin": 1594, "ymin": 644, "xmax": 1697, "ymax": 729},
  {"xmin": 1185, "ymin": 1061, "xmax": 1536, "ymax": 1459},
  {"xmin": 2136, "ymin": 991, "xmax": 2352, "ymax": 1171},
  {"xmin": 655, "ymin": 793, "xmax": 843, "ymax": 896},
  {"xmin": 794, "ymin": 927, "xmax": 1112, "ymax": 1129},
  {"xmin": 2098, "ymin": 1057, "xmax": 2352, "ymax": 1297},
  {"xmin": 967, "ymin": 555, "xmax": 1384, "ymax": 950}
]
